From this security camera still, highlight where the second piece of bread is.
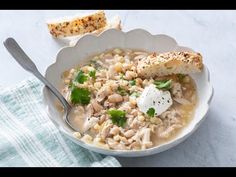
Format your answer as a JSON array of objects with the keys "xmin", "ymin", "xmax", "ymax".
[{"xmin": 137, "ymin": 51, "xmax": 203, "ymax": 78}]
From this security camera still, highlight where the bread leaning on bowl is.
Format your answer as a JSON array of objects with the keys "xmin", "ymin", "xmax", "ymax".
[
  {"xmin": 47, "ymin": 10, "xmax": 107, "ymax": 38},
  {"xmin": 137, "ymin": 51, "xmax": 203, "ymax": 78},
  {"xmin": 46, "ymin": 10, "xmax": 122, "ymax": 45}
]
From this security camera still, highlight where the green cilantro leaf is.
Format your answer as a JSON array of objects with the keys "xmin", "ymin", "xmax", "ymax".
[
  {"xmin": 117, "ymin": 86, "xmax": 128, "ymax": 96},
  {"xmin": 74, "ymin": 71, "xmax": 88, "ymax": 84},
  {"xmin": 108, "ymin": 109, "xmax": 126, "ymax": 127},
  {"xmin": 154, "ymin": 79, "xmax": 172, "ymax": 90},
  {"xmin": 70, "ymin": 87, "xmax": 91, "ymax": 105},
  {"xmin": 120, "ymin": 73, "xmax": 125, "ymax": 80},
  {"xmin": 129, "ymin": 80, "xmax": 136, "ymax": 86},
  {"xmin": 130, "ymin": 92, "xmax": 141, "ymax": 98},
  {"xmin": 68, "ymin": 81, "xmax": 73, "ymax": 89},
  {"xmin": 89, "ymin": 70, "xmax": 96, "ymax": 79},
  {"xmin": 146, "ymin": 108, "xmax": 155, "ymax": 117}
]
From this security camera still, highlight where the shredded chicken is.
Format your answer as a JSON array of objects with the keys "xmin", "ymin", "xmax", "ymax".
[{"xmin": 171, "ymin": 82, "xmax": 183, "ymax": 99}]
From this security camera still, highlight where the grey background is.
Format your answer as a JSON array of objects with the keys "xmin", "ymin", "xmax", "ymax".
[{"xmin": 0, "ymin": 10, "xmax": 236, "ymax": 167}]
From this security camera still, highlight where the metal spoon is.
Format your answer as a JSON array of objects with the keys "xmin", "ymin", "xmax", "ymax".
[{"xmin": 3, "ymin": 37, "xmax": 80, "ymax": 133}]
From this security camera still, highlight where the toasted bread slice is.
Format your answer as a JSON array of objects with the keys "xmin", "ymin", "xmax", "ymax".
[
  {"xmin": 69, "ymin": 15, "xmax": 122, "ymax": 46},
  {"xmin": 137, "ymin": 51, "xmax": 203, "ymax": 78},
  {"xmin": 47, "ymin": 10, "xmax": 107, "ymax": 38},
  {"xmin": 88, "ymin": 15, "xmax": 121, "ymax": 35}
]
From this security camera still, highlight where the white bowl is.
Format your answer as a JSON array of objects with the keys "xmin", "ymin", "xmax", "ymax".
[{"xmin": 42, "ymin": 29, "xmax": 214, "ymax": 157}]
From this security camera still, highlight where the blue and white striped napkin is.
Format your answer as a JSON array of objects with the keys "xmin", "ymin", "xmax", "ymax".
[{"xmin": 0, "ymin": 78, "xmax": 121, "ymax": 167}]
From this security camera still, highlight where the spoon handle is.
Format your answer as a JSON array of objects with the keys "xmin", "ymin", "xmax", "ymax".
[{"xmin": 3, "ymin": 37, "xmax": 71, "ymax": 111}]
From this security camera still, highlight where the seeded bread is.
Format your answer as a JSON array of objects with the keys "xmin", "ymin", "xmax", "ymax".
[
  {"xmin": 88, "ymin": 15, "xmax": 121, "ymax": 35},
  {"xmin": 69, "ymin": 16, "xmax": 122, "ymax": 46},
  {"xmin": 137, "ymin": 51, "xmax": 203, "ymax": 78},
  {"xmin": 47, "ymin": 10, "xmax": 107, "ymax": 38}
]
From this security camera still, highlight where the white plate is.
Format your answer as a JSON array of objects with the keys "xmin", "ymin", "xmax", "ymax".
[{"xmin": 42, "ymin": 29, "xmax": 214, "ymax": 157}]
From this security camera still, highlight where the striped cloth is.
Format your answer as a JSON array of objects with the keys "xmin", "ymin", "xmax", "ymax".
[{"xmin": 0, "ymin": 78, "xmax": 121, "ymax": 167}]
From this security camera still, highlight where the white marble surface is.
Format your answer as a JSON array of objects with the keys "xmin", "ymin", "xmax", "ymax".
[{"xmin": 0, "ymin": 10, "xmax": 236, "ymax": 167}]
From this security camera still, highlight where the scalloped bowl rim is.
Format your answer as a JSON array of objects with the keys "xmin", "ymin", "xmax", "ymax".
[{"xmin": 42, "ymin": 28, "xmax": 214, "ymax": 157}]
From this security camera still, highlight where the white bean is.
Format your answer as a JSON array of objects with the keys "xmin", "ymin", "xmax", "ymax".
[
  {"xmin": 73, "ymin": 132, "xmax": 81, "ymax": 139},
  {"xmin": 108, "ymin": 94, "xmax": 123, "ymax": 103},
  {"xmin": 124, "ymin": 130, "xmax": 135, "ymax": 138},
  {"xmin": 110, "ymin": 127, "xmax": 120, "ymax": 135},
  {"xmin": 124, "ymin": 71, "xmax": 137, "ymax": 80},
  {"xmin": 81, "ymin": 134, "xmax": 93, "ymax": 143}
]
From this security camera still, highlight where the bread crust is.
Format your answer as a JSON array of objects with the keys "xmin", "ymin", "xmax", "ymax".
[
  {"xmin": 137, "ymin": 51, "xmax": 203, "ymax": 78},
  {"xmin": 68, "ymin": 16, "xmax": 122, "ymax": 46}
]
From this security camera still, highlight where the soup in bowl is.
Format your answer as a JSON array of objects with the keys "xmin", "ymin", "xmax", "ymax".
[
  {"xmin": 60, "ymin": 48, "xmax": 199, "ymax": 150},
  {"xmin": 43, "ymin": 29, "xmax": 213, "ymax": 157}
]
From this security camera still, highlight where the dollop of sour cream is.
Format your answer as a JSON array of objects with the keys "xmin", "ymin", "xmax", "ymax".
[{"xmin": 137, "ymin": 84, "xmax": 173, "ymax": 116}]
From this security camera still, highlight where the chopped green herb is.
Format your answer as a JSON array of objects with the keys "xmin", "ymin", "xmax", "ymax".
[
  {"xmin": 70, "ymin": 87, "xmax": 91, "ymax": 105},
  {"xmin": 130, "ymin": 92, "xmax": 141, "ymax": 98},
  {"xmin": 146, "ymin": 108, "xmax": 155, "ymax": 117},
  {"xmin": 68, "ymin": 81, "xmax": 73, "ymax": 89},
  {"xmin": 129, "ymin": 80, "xmax": 136, "ymax": 86},
  {"xmin": 117, "ymin": 86, "xmax": 128, "ymax": 96},
  {"xmin": 177, "ymin": 74, "xmax": 186, "ymax": 82},
  {"xmin": 120, "ymin": 73, "xmax": 125, "ymax": 80},
  {"xmin": 89, "ymin": 70, "xmax": 96, "ymax": 79},
  {"xmin": 154, "ymin": 79, "xmax": 172, "ymax": 90},
  {"xmin": 108, "ymin": 109, "xmax": 126, "ymax": 127},
  {"xmin": 74, "ymin": 71, "xmax": 88, "ymax": 84}
]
